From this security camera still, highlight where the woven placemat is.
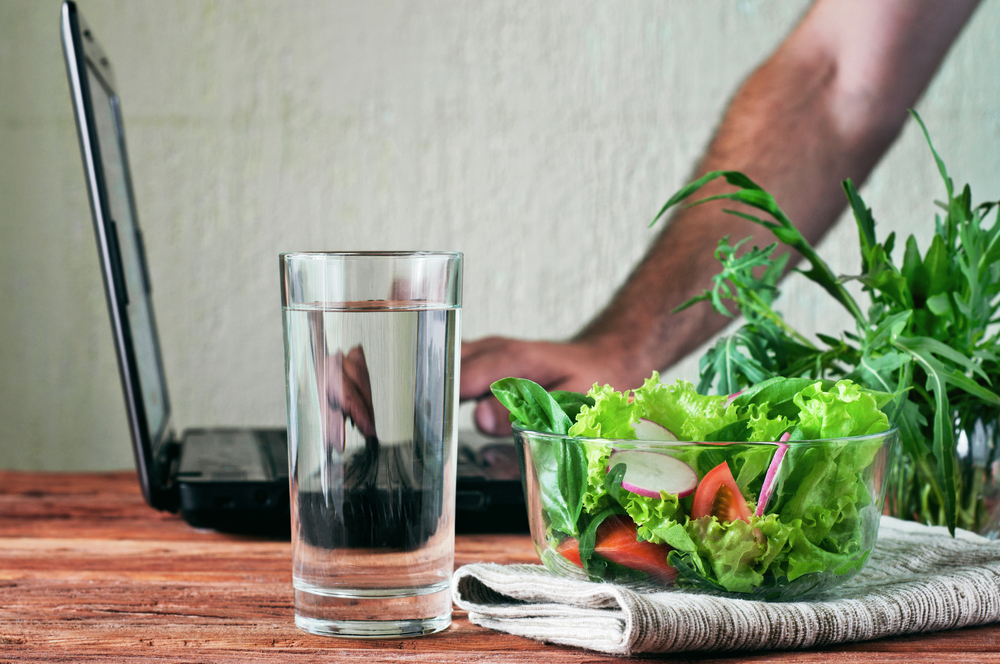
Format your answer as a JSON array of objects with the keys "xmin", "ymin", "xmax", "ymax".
[{"xmin": 452, "ymin": 516, "xmax": 1000, "ymax": 656}]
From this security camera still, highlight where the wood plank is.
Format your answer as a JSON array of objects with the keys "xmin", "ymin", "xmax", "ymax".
[{"xmin": 1, "ymin": 471, "xmax": 1000, "ymax": 663}]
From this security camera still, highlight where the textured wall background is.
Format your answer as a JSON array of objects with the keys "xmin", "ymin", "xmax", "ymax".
[{"xmin": 1, "ymin": 0, "xmax": 997, "ymax": 470}]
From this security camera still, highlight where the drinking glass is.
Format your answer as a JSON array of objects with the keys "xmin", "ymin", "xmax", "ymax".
[{"xmin": 280, "ymin": 251, "xmax": 462, "ymax": 637}]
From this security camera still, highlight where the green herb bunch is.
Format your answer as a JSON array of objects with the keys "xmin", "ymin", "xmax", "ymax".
[{"xmin": 653, "ymin": 111, "xmax": 1000, "ymax": 535}]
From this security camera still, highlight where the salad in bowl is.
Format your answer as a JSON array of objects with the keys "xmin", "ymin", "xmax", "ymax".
[{"xmin": 494, "ymin": 374, "xmax": 898, "ymax": 600}]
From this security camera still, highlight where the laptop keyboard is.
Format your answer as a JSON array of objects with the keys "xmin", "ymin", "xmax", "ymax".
[{"xmin": 176, "ymin": 430, "xmax": 271, "ymax": 482}]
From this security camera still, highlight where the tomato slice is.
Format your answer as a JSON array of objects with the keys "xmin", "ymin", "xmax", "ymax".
[
  {"xmin": 593, "ymin": 515, "xmax": 676, "ymax": 583},
  {"xmin": 691, "ymin": 461, "xmax": 752, "ymax": 523},
  {"xmin": 556, "ymin": 537, "xmax": 583, "ymax": 568}
]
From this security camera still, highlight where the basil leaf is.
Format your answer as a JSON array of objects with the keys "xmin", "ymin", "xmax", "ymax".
[
  {"xmin": 491, "ymin": 378, "xmax": 588, "ymax": 536},
  {"xmin": 550, "ymin": 391, "xmax": 595, "ymax": 424},
  {"xmin": 524, "ymin": 432, "xmax": 587, "ymax": 537},
  {"xmin": 490, "ymin": 377, "xmax": 574, "ymax": 435},
  {"xmin": 577, "ymin": 505, "xmax": 626, "ymax": 578}
]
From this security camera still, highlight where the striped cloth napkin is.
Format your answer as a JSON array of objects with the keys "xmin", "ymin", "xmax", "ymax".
[{"xmin": 452, "ymin": 516, "xmax": 1000, "ymax": 656}]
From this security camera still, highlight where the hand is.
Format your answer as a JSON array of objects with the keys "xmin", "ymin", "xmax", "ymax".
[
  {"xmin": 322, "ymin": 346, "xmax": 378, "ymax": 451},
  {"xmin": 309, "ymin": 311, "xmax": 377, "ymax": 452},
  {"xmin": 460, "ymin": 336, "xmax": 651, "ymax": 435}
]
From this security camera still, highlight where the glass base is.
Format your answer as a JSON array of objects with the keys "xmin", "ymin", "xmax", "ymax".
[
  {"xmin": 295, "ymin": 613, "xmax": 451, "ymax": 638},
  {"xmin": 293, "ymin": 581, "xmax": 451, "ymax": 638}
]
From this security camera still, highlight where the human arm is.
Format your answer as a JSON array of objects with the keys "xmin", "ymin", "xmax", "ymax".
[{"xmin": 461, "ymin": 0, "xmax": 981, "ymax": 435}]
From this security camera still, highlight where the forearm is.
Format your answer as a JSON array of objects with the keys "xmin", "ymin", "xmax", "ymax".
[
  {"xmin": 576, "ymin": 27, "xmax": 848, "ymax": 375},
  {"xmin": 576, "ymin": 0, "xmax": 979, "ymax": 379}
]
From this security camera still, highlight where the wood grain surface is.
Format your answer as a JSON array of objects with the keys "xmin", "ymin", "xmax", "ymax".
[{"xmin": 1, "ymin": 471, "xmax": 1000, "ymax": 663}]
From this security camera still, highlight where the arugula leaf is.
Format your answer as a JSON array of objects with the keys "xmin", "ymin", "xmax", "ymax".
[
  {"xmin": 893, "ymin": 337, "xmax": 1000, "ymax": 406},
  {"xmin": 892, "ymin": 341, "xmax": 959, "ymax": 534},
  {"xmin": 668, "ymin": 550, "xmax": 725, "ymax": 592},
  {"xmin": 654, "ymin": 171, "xmax": 866, "ymax": 324},
  {"xmin": 698, "ymin": 331, "xmax": 778, "ymax": 395},
  {"xmin": 910, "ymin": 109, "xmax": 954, "ymax": 199}
]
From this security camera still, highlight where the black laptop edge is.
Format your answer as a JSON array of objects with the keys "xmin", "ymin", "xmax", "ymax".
[{"xmin": 61, "ymin": 1, "xmax": 178, "ymax": 511}]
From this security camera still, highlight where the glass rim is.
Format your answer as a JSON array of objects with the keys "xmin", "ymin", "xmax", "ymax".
[
  {"xmin": 280, "ymin": 251, "xmax": 462, "ymax": 260},
  {"xmin": 511, "ymin": 423, "xmax": 899, "ymax": 445}
]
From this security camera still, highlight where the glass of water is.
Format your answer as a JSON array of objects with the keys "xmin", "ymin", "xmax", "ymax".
[{"xmin": 280, "ymin": 252, "xmax": 462, "ymax": 638}]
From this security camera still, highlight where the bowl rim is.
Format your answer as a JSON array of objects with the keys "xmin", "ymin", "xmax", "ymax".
[{"xmin": 510, "ymin": 423, "xmax": 900, "ymax": 445}]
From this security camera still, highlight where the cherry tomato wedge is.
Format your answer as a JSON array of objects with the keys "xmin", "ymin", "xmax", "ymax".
[
  {"xmin": 555, "ymin": 516, "xmax": 676, "ymax": 583},
  {"xmin": 593, "ymin": 515, "xmax": 676, "ymax": 583},
  {"xmin": 556, "ymin": 537, "xmax": 583, "ymax": 568},
  {"xmin": 691, "ymin": 461, "xmax": 752, "ymax": 523}
]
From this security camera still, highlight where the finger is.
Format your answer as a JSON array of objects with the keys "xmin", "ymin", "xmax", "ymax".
[
  {"xmin": 343, "ymin": 386, "xmax": 377, "ymax": 438},
  {"xmin": 343, "ymin": 346, "xmax": 374, "ymax": 412},
  {"xmin": 324, "ymin": 350, "xmax": 347, "ymax": 406},
  {"xmin": 461, "ymin": 336, "xmax": 514, "ymax": 361},
  {"xmin": 325, "ymin": 350, "xmax": 377, "ymax": 439},
  {"xmin": 475, "ymin": 397, "xmax": 513, "ymax": 436},
  {"xmin": 324, "ymin": 398, "xmax": 346, "ymax": 453},
  {"xmin": 473, "ymin": 362, "xmax": 601, "ymax": 435},
  {"xmin": 460, "ymin": 340, "xmax": 568, "ymax": 401},
  {"xmin": 337, "ymin": 374, "xmax": 378, "ymax": 439}
]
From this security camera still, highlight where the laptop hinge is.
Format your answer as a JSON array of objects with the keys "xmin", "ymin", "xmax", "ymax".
[{"xmin": 152, "ymin": 436, "xmax": 182, "ymax": 512}]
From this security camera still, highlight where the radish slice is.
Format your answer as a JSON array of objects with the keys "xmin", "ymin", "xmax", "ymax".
[
  {"xmin": 607, "ymin": 450, "xmax": 698, "ymax": 499},
  {"xmin": 632, "ymin": 418, "xmax": 679, "ymax": 441},
  {"xmin": 725, "ymin": 389, "xmax": 746, "ymax": 406},
  {"xmin": 755, "ymin": 432, "xmax": 791, "ymax": 517}
]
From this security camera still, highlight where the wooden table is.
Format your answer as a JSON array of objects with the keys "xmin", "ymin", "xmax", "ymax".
[{"xmin": 2, "ymin": 472, "xmax": 1000, "ymax": 663}]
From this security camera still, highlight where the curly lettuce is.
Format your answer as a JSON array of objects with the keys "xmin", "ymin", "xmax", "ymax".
[
  {"xmin": 570, "ymin": 384, "xmax": 638, "ymax": 513},
  {"xmin": 568, "ymin": 384, "xmax": 639, "ymax": 439},
  {"xmin": 793, "ymin": 380, "xmax": 890, "ymax": 439},
  {"xmin": 632, "ymin": 374, "xmax": 740, "ymax": 441}
]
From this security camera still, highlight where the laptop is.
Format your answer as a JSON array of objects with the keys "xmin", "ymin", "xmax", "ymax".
[{"xmin": 60, "ymin": 1, "xmax": 525, "ymax": 536}]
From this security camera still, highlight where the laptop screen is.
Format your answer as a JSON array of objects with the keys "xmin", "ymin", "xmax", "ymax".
[{"xmin": 84, "ymin": 59, "xmax": 171, "ymax": 455}]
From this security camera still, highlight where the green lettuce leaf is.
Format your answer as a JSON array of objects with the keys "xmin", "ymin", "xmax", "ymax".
[
  {"xmin": 621, "ymin": 492, "xmax": 695, "ymax": 551},
  {"xmin": 682, "ymin": 514, "xmax": 795, "ymax": 593},
  {"xmin": 632, "ymin": 374, "xmax": 740, "ymax": 441},
  {"xmin": 745, "ymin": 403, "xmax": 792, "ymax": 442},
  {"xmin": 568, "ymin": 384, "xmax": 639, "ymax": 439},
  {"xmin": 581, "ymin": 441, "xmax": 614, "ymax": 513},
  {"xmin": 793, "ymin": 380, "xmax": 889, "ymax": 439},
  {"xmin": 569, "ymin": 384, "xmax": 639, "ymax": 514},
  {"xmin": 784, "ymin": 526, "xmax": 869, "ymax": 581},
  {"xmin": 769, "ymin": 429, "xmax": 883, "ymax": 548}
]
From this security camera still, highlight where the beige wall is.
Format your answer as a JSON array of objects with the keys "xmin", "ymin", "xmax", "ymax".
[{"xmin": 1, "ymin": 0, "xmax": 997, "ymax": 470}]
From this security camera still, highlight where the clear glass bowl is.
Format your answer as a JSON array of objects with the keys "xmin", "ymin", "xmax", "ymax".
[{"xmin": 514, "ymin": 426, "xmax": 899, "ymax": 601}]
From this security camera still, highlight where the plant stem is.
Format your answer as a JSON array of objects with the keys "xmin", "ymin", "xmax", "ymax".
[{"xmin": 744, "ymin": 291, "xmax": 817, "ymax": 349}]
